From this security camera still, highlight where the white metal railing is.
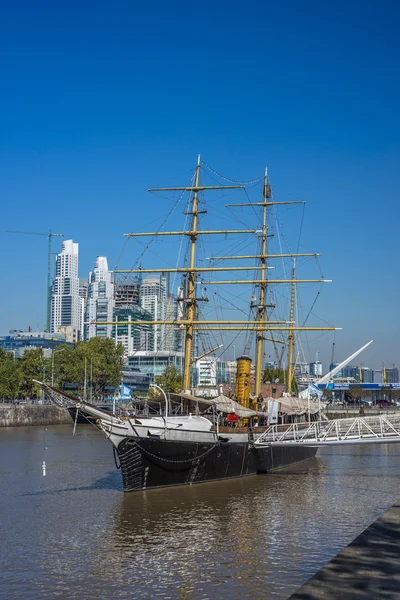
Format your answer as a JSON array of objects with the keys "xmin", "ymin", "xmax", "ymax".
[{"xmin": 254, "ymin": 415, "xmax": 400, "ymax": 447}]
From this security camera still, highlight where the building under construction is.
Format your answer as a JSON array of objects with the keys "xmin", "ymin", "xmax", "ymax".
[{"xmin": 114, "ymin": 275, "xmax": 141, "ymax": 307}]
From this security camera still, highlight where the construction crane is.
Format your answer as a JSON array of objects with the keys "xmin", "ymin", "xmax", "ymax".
[
  {"xmin": 331, "ymin": 340, "xmax": 335, "ymax": 370},
  {"xmin": 6, "ymin": 230, "xmax": 64, "ymax": 331}
]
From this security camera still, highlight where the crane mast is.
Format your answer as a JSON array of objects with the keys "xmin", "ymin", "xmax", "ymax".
[{"xmin": 6, "ymin": 229, "xmax": 64, "ymax": 330}]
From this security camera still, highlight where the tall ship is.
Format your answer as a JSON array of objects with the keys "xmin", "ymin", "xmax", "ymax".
[{"xmin": 39, "ymin": 157, "xmax": 339, "ymax": 492}]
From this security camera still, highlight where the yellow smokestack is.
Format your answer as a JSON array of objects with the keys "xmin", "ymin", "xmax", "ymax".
[{"xmin": 235, "ymin": 355, "xmax": 251, "ymax": 408}]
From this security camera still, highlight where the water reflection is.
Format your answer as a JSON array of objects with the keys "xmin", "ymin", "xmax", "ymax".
[{"xmin": 2, "ymin": 427, "xmax": 400, "ymax": 599}]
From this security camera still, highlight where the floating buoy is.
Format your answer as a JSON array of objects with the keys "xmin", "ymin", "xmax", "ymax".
[{"xmin": 42, "ymin": 461, "xmax": 46, "ymax": 476}]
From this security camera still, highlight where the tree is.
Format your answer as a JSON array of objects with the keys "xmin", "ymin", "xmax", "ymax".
[
  {"xmin": 156, "ymin": 366, "xmax": 182, "ymax": 394},
  {"xmin": 263, "ymin": 367, "xmax": 286, "ymax": 384},
  {"xmin": 0, "ymin": 349, "xmax": 20, "ymax": 400},
  {"xmin": 19, "ymin": 348, "xmax": 46, "ymax": 398},
  {"xmin": 51, "ymin": 344, "xmax": 76, "ymax": 390},
  {"xmin": 57, "ymin": 338, "xmax": 125, "ymax": 398}
]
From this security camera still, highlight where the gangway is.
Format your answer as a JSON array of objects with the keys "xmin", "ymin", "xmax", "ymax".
[{"xmin": 254, "ymin": 415, "xmax": 400, "ymax": 447}]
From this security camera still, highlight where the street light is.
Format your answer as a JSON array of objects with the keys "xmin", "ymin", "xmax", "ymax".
[
  {"xmin": 52, "ymin": 348, "xmax": 65, "ymax": 387},
  {"xmin": 150, "ymin": 383, "xmax": 168, "ymax": 418}
]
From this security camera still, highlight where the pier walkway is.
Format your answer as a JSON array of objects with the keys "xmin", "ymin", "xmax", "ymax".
[
  {"xmin": 289, "ymin": 499, "xmax": 400, "ymax": 599},
  {"xmin": 255, "ymin": 415, "xmax": 400, "ymax": 447}
]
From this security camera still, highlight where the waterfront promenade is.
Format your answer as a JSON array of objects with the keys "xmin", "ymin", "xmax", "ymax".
[
  {"xmin": 290, "ymin": 499, "xmax": 400, "ymax": 599},
  {"xmin": 2, "ymin": 401, "xmax": 400, "ymax": 427}
]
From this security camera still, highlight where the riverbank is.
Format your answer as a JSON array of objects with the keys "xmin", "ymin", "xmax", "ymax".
[
  {"xmin": 0, "ymin": 403, "xmax": 70, "ymax": 426},
  {"xmin": 2, "ymin": 403, "xmax": 400, "ymax": 427},
  {"xmin": 289, "ymin": 498, "xmax": 400, "ymax": 599}
]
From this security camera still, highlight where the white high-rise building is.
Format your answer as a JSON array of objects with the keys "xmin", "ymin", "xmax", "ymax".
[
  {"xmin": 225, "ymin": 360, "xmax": 237, "ymax": 384},
  {"xmin": 175, "ymin": 286, "xmax": 185, "ymax": 353},
  {"xmin": 51, "ymin": 240, "xmax": 80, "ymax": 335},
  {"xmin": 140, "ymin": 276, "xmax": 167, "ymax": 351},
  {"xmin": 195, "ymin": 356, "xmax": 217, "ymax": 387},
  {"xmin": 162, "ymin": 295, "xmax": 178, "ymax": 352},
  {"xmin": 84, "ymin": 256, "xmax": 114, "ymax": 340},
  {"xmin": 309, "ymin": 361, "xmax": 323, "ymax": 377},
  {"xmin": 79, "ymin": 279, "xmax": 88, "ymax": 338}
]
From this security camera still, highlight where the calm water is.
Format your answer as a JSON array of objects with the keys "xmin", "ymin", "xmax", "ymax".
[{"xmin": 1, "ymin": 425, "xmax": 400, "ymax": 599}]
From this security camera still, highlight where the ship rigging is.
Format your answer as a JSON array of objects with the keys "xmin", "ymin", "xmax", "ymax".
[
  {"xmin": 103, "ymin": 155, "xmax": 337, "ymax": 396},
  {"xmin": 37, "ymin": 157, "xmax": 356, "ymax": 493}
]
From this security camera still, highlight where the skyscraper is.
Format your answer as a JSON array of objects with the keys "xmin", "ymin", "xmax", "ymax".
[
  {"xmin": 385, "ymin": 368, "xmax": 399, "ymax": 384},
  {"xmin": 162, "ymin": 295, "xmax": 178, "ymax": 352},
  {"xmin": 79, "ymin": 279, "xmax": 88, "ymax": 338},
  {"xmin": 309, "ymin": 361, "xmax": 323, "ymax": 377},
  {"xmin": 140, "ymin": 276, "xmax": 167, "ymax": 352},
  {"xmin": 84, "ymin": 256, "xmax": 114, "ymax": 340},
  {"xmin": 112, "ymin": 305, "xmax": 153, "ymax": 355},
  {"xmin": 51, "ymin": 240, "xmax": 80, "ymax": 335},
  {"xmin": 114, "ymin": 275, "xmax": 141, "ymax": 307}
]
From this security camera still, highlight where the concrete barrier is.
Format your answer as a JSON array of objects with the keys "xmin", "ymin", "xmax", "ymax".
[
  {"xmin": 0, "ymin": 404, "xmax": 71, "ymax": 427},
  {"xmin": 289, "ymin": 499, "xmax": 400, "ymax": 599}
]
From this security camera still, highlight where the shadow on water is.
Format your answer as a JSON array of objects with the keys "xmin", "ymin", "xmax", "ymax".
[
  {"xmin": 20, "ymin": 470, "xmax": 123, "ymax": 495},
  {"xmin": 290, "ymin": 504, "xmax": 400, "ymax": 599}
]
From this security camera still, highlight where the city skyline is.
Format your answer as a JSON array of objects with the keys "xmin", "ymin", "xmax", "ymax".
[
  {"xmin": 2, "ymin": 234, "xmax": 398, "ymax": 372},
  {"xmin": 0, "ymin": 235, "xmax": 393, "ymax": 374},
  {"xmin": 1, "ymin": 1, "xmax": 399, "ymax": 369}
]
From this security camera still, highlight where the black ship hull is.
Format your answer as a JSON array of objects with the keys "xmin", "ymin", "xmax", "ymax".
[{"xmin": 116, "ymin": 437, "xmax": 317, "ymax": 492}]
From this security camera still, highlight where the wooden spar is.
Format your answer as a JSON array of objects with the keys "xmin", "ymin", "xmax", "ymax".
[
  {"xmin": 93, "ymin": 158, "xmax": 338, "ymax": 395},
  {"xmin": 226, "ymin": 201, "xmax": 305, "ymax": 207},
  {"xmin": 145, "ymin": 156, "xmax": 252, "ymax": 392},
  {"xmin": 206, "ymin": 253, "xmax": 320, "ymax": 260},
  {"xmin": 194, "ymin": 279, "xmax": 332, "ymax": 285},
  {"xmin": 124, "ymin": 230, "xmax": 257, "ymax": 237},
  {"xmin": 93, "ymin": 320, "xmax": 295, "ymax": 326},
  {"xmin": 115, "ymin": 266, "xmax": 275, "ymax": 273}
]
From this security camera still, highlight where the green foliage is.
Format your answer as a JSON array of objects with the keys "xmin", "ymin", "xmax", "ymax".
[
  {"xmin": 54, "ymin": 338, "xmax": 125, "ymax": 398},
  {"xmin": 0, "ymin": 339, "xmax": 125, "ymax": 400},
  {"xmin": 0, "ymin": 349, "xmax": 20, "ymax": 399},
  {"xmin": 19, "ymin": 348, "xmax": 47, "ymax": 398},
  {"xmin": 156, "ymin": 365, "xmax": 182, "ymax": 394},
  {"xmin": 51, "ymin": 344, "xmax": 75, "ymax": 390},
  {"xmin": 263, "ymin": 368, "xmax": 286, "ymax": 384},
  {"xmin": 290, "ymin": 375, "xmax": 299, "ymax": 396}
]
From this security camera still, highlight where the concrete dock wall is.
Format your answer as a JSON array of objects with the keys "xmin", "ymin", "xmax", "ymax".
[
  {"xmin": 289, "ymin": 499, "xmax": 400, "ymax": 599},
  {"xmin": 0, "ymin": 404, "xmax": 71, "ymax": 427}
]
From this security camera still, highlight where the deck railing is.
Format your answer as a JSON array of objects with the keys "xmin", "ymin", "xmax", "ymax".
[{"xmin": 254, "ymin": 415, "xmax": 400, "ymax": 447}]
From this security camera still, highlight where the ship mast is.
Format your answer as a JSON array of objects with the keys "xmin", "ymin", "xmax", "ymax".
[
  {"xmin": 254, "ymin": 168, "xmax": 271, "ymax": 397},
  {"xmin": 125, "ymin": 156, "xmax": 246, "ymax": 392},
  {"xmin": 100, "ymin": 159, "xmax": 339, "ymax": 396},
  {"xmin": 287, "ymin": 259, "xmax": 296, "ymax": 394},
  {"xmin": 183, "ymin": 156, "xmax": 200, "ymax": 391}
]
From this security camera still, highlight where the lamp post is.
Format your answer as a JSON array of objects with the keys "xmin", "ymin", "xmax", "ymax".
[
  {"xmin": 150, "ymin": 383, "xmax": 168, "ymax": 418},
  {"xmin": 52, "ymin": 347, "xmax": 65, "ymax": 387}
]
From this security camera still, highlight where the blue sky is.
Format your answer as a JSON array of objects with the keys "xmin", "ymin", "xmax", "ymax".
[{"xmin": 1, "ymin": 0, "xmax": 399, "ymax": 370}]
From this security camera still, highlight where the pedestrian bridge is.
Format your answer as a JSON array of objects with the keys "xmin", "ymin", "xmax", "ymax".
[{"xmin": 254, "ymin": 415, "xmax": 400, "ymax": 447}]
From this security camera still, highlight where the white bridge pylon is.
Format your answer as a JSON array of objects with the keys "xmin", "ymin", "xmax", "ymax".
[{"xmin": 254, "ymin": 415, "xmax": 400, "ymax": 447}]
